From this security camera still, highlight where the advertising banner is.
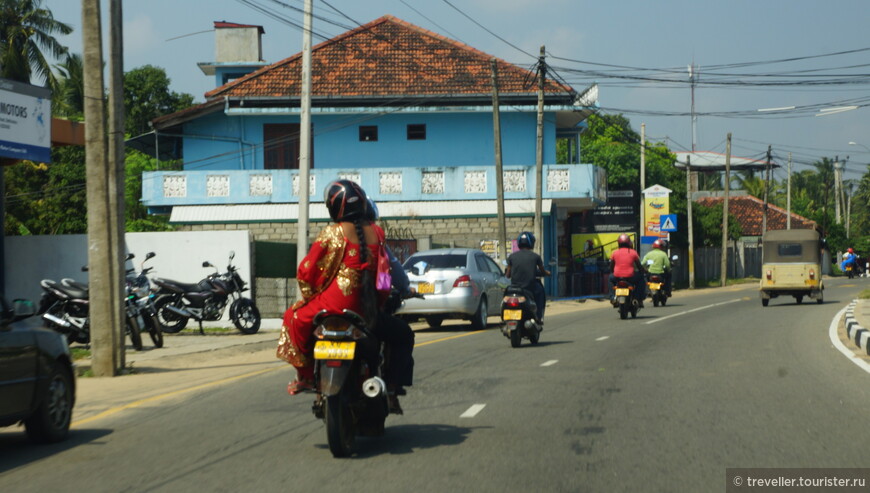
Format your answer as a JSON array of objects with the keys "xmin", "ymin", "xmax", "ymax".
[
  {"xmin": 643, "ymin": 185, "xmax": 671, "ymax": 238},
  {"xmin": 0, "ymin": 78, "xmax": 51, "ymax": 162}
]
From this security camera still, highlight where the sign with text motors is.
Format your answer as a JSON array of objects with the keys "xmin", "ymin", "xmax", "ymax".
[{"xmin": 0, "ymin": 78, "xmax": 51, "ymax": 163}]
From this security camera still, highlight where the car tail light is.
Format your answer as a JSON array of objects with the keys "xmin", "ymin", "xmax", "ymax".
[
  {"xmin": 766, "ymin": 270, "xmax": 772, "ymax": 280},
  {"xmin": 503, "ymin": 296, "xmax": 523, "ymax": 307},
  {"xmin": 809, "ymin": 269, "xmax": 815, "ymax": 280},
  {"xmin": 454, "ymin": 275, "xmax": 471, "ymax": 287}
]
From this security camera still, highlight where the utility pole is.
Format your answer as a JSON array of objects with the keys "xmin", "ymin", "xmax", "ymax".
[
  {"xmin": 83, "ymin": 0, "xmax": 120, "ymax": 376},
  {"xmin": 108, "ymin": 0, "xmax": 126, "ymax": 368},
  {"xmin": 534, "ymin": 46, "xmax": 545, "ymax": 257},
  {"xmin": 787, "ymin": 153, "xmax": 792, "ymax": 229},
  {"xmin": 720, "ymin": 133, "xmax": 731, "ymax": 287},
  {"xmin": 686, "ymin": 155, "xmax": 695, "ymax": 289},
  {"xmin": 640, "ymin": 123, "xmax": 646, "ymax": 239},
  {"xmin": 491, "ymin": 59, "xmax": 507, "ymax": 262},
  {"xmin": 688, "ymin": 64, "xmax": 698, "ymax": 152},
  {"xmin": 834, "ymin": 156, "xmax": 842, "ymax": 224},
  {"xmin": 296, "ymin": 0, "xmax": 313, "ymax": 269},
  {"xmin": 762, "ymin": 146, "xmax": 771, "ymax": 235}
]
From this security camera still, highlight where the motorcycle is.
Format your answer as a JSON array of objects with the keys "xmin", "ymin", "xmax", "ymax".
[
  {"xmin": 152, "ymin": 251, "xmax": 261, "ymax": 334},
  {"xmin": 39, "ymin": 253, "xmax": 144, "ymax": 350},
  {"xmin": 846, "ymin": 264, "xmax": 855, "ymax": 279},
  {"xmin": 611, "ymin": 279, "xmax": 641, "ymax": 319},
  {"xmin": 126, "ymin": 252, "xmax": 164, "ymax": 348},
  {"xmin": 500, "ymin": 285, "xmax": 541, "ymax": 347},
  {"xmin": 310, "ymin": 289, "xmax": 423, "ymax": 457},
  {"xmin": 647, "ymin": 274, "xmax": 669, "ymax": 307}
]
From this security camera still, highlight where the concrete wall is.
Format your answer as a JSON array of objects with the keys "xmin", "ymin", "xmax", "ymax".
[{"xmin": 4, "ymin": 231, "xmax": 252, "ymax": 314}]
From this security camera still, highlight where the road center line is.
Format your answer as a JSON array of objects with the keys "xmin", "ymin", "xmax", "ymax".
[
  {"xmin": 644, "ymin": 298, "xmax": 742, "ymax": 325},
  {"xmin": 460, "ymin": 404, "xmax": 486, "ymax": 418},
  {"xmin": 596, "ymin": 336, "xmax": 609, "ymax": 341},
  {"xmin": 541, "ymin": 360, "xmax": 558, "ymax": 367}
]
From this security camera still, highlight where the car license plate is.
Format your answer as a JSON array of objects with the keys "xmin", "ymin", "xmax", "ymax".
[
  {"xmin": 503, "ymin": 309, "xmax": 522, "ymax": 321},
  {"xmin": 314, "ymin": 341, "xmax": 355, "ymax": 360},
  {"xmin": 648, "ymin": 283, "xmax": 662, "ymax": 290},
  {"xmin": 417, "ymin": 282, "xmax": 434, "ymax": 294},
  {"xmin": 615, "ymin": 288, "xmax": 630, "ymax": 296}
]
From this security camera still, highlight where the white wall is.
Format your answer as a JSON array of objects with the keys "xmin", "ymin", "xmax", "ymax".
[{"xmin": 5, "ymin": 231, "xmax": 252, "ymax": 307}]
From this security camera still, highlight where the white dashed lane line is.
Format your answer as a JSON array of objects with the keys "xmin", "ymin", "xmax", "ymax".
[
  {"xmin": 541, "ymin": 360, "xmax": 558, "ymax": 367},
  {"xmin": 460, "ymin": 404, "xmax": 486, "ymax": 418}
]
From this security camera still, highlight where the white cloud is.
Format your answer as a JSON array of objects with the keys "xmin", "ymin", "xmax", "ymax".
[{"xmin": 124, "ymin": 14, "xmax": 158, "ymax": 60}]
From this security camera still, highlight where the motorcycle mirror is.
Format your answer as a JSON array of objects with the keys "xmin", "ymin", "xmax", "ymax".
[
  {"xmin": 671, "ymin": 255, "xmax": 679, "ymax": 261},
  {"xmin": 202, "ymin": 261, "xmax": 213, "ymax": 268},
  {"xmin": 145, "ymin": 252, "xmax": 156, "ymax": 260},
  {"xmin": 229, "ymin": 251, "xmax": 235, "ymax": 261},
  {"xmin": 126, "ymin": 253, "xmax": 135, "ymax": 261}
]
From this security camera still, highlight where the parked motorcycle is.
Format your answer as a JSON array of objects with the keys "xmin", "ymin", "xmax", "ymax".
[
  {"xmin": 39, "ymin": 253, "xmax": 144, "ymax": 350},
  {"xmin": 611, "ymin": 279, "xmax": 641, "ymax": 319},
  {"xmin": 152, "ymin": 251, "xmax": 261, "ymax": 334},
  {"xmin": 126, "ymin": 252, "xmax": 164, "ymax": 348},
  {"xmin": 500, "ymin": 285, "xmax": 541, "ymax": 347}
]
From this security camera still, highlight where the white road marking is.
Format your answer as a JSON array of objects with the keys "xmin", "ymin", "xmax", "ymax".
[
  {"xmin": 460, "ymin": 404, "xmax": 486, "ymax": 418},
  {"xmin": 644, "ymin": 298, "xmax": 742, "ymax": 325},
  {"xmin": 596, "ymin": 336, "xmax": 610, "ymax": 341},
  {"xmin": 541, "ymin": 360, "xmax": 558, "ymax": 367},
  {"xmin": 829, "ymin": 306, "xmax": 870, "ymax": 374}
]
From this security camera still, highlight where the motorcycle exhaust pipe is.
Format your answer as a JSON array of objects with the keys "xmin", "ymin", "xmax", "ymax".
[
  {"xmin": 362, "ymin": 376, "xmax": 387, "ymax": 398},
  {"xmin": 163, "ymin": 304, "xmax": 193, "ymax": 318},
  {"xmin": 43, "ymin": 312, "xmax": 72, "ymax": 328}
]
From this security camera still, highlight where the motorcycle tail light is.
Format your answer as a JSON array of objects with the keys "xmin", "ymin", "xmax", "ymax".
[
  {"xmin": 766, "ymin": 270, "xmax": 772, "ymax": 280},
  {"xmin": 326, "ymin": 360, "xmax": 343, "ymax": 367},
  {"xmin": 503, "ymin": 296, "xmax": 523, "ymax": 307},
  {"xmin": 617, "ymin": 280, "xmax": 631, "ymax": 288},
  {"xmin": 650, "ymin": 275, "xmax": 661, "ymax": 282},
  {"xmin": 454, "ymin": 275, "xmax": 471, "ymax": 287}
]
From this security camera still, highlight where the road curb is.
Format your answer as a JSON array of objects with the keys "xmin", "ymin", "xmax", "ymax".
[{"xmin": 844, "ymin": 300, "xmax": 870, "ymax": 356}]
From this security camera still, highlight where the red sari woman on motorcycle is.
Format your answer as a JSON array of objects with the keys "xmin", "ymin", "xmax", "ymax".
[{"xmin": 277, "ymin": 179, "xmax": 384, "ymax": 395}]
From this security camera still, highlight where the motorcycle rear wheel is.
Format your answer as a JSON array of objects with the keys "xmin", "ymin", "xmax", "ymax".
[
  {"xmin": 325, "ymin": 393, "xmax": 355, "ymax": 458},
  {"xmin": 529, "ymin": 328, "xmax": 540, "ymax": 345},
  {"xmin": 619, "ymin": 304, "xmax": 628, "ymax": 319},
  {"xmin": 509, "ymin": 328, "xmax": 522, "ymax": 348},
  {"xmin": 230, "ymin": 298, "xmax": 261, "ymax": 334},
  {"xmin": 154, "ymin": 296, "xmax": 188, "ymax": 333}
]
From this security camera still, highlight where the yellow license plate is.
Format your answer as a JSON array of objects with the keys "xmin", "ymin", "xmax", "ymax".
[
  {"xmin": 615, "ymin": 288, "xmax": 630, "ymax": 296},
  {"xmin": 314, "ymin": 341, "xmax": 355, "ymax": 360},
  {"xmin": 846, "ymin": 267, "xmax": 853, "ymax": 271},
  {"xmin": 805, "ymin": 279, "xmax": 819, "ymax": 286},
  {"xmin": 503, "ymin": 309, "xmax": 522, "ymax": 321},
  {"xmin": 417, "ymin": 282, "xmax": 434, "ymax": 294},
  {"xmin": 648, "ymin": 283, "xmax": 662, "ymax": 290}
]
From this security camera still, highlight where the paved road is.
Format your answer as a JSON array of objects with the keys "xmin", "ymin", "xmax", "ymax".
[{"xmin": 1, "ymin": 280, "xmax": 869, "ymax": 492}]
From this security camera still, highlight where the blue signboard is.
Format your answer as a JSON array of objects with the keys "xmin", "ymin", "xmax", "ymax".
[{"xmin": 660, "ymin": 214, "xmax": 677, "ymax": 232}]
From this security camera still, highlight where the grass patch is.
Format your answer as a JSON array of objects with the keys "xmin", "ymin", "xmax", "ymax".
[
  {"xmin": 859, "ymin": 289, "xmax": 870, "ymax": 300},
  {"xmin": 167, "ymin": 326, "xmax": 235, "ymax": 335},
  {"xmin": 70, "ymin": 347, "xmax": 91, "ymax": 361}
]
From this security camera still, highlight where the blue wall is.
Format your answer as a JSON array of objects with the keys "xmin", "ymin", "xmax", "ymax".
[{"xmin": 179, "ymin": 110, "xmax": 560, "ymax": 171}]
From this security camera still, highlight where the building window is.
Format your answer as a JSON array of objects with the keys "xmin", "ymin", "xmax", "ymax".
[
  {"xmin": 359, "ymin": 126, "xmax": 378, "ymax": 142},
  {"xmin": 264, "ymin": 123, "xmax": 313, "ymax": 169},
  {"xmin": 407, "ymin": 124, "xmax": 426, "ymax": 140}
]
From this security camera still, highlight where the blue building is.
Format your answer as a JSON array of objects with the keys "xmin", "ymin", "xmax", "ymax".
[{"xmin": 134, "ymin": 16, "xmax": 605, "ymax": 298}]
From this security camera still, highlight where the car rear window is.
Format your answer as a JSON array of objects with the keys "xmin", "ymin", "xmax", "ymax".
[{"xmin": 404, "ymin": 254, "xmax": 467, "ymax": 269}]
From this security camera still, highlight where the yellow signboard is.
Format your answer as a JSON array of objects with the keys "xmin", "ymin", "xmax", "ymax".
[{"xmin": 643, "ymin": 185, "xmax": 671, "ymax": 238}]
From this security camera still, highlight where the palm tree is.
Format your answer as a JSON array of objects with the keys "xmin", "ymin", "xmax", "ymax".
[
  {"xmin": 0, "ymin": 0, "xmax": 72, "ymax": 90},
  {"xmin": 53, "ymin": 52, "xmax": 84, "ymax": 118}
]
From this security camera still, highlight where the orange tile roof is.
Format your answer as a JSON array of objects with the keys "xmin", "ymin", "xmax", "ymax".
[
  {"xmin": 696, "ymin": 195, "xmax": 817, "ymax": 236},
  {"xmin": 205, "ymin": 15, "xmax": 574, "ymax": 100}
]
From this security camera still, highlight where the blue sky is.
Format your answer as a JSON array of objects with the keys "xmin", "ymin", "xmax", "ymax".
[{"xmin": 44, "ymin": 0, "xmax": 870, "ymax": 181}]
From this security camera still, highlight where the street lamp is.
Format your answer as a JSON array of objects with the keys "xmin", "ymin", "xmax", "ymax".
[{"xmin": 849, "ymin": 141, "xmax": 870, "ymax": 153}]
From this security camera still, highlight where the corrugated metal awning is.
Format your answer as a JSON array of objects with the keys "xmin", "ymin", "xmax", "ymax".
[{"xmin": 169, "ymin": 199, "xmax": 552, "ymax": 223}]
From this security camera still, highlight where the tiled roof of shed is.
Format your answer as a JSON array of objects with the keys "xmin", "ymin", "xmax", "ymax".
[
  {"xmin": 696, "ymin": 195, "xmax": 817, "ymax": 236},
  {"xmin": 205, "ymin": 15, "xmax": 573, "ymax": 100}
]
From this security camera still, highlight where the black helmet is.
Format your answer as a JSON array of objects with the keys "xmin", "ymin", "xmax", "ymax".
[
  {"xmin": 517, "ymin": 231, "xmax": 536, "ymax": 249},
  {"xmin": 365, "ymin": 197, "xmax": 379, "ymax": 221},
  {"xmin": 324, "ymin": 179, "xmax": 368, "ymax": 222}
]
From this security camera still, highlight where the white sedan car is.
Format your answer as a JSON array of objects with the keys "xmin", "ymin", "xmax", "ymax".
[{"xmin": 396, "ymin": 248, "xmax": 508, "ymax": 329}]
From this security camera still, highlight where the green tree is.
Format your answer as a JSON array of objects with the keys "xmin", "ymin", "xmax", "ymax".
[
  {"xmin": 124, "ymin": 150, "xmax": 173, "ymax": 232},
  {"xmin": 123, "ymin": 65, "xmax": 194, "ymax": 136},
  {"xmin": 0, "ymin": 0, "xmax": 72, "ymax": 89},
  {"xmin": 52, "ymin": 52, "xmax": 84, "ymax": 118}
]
